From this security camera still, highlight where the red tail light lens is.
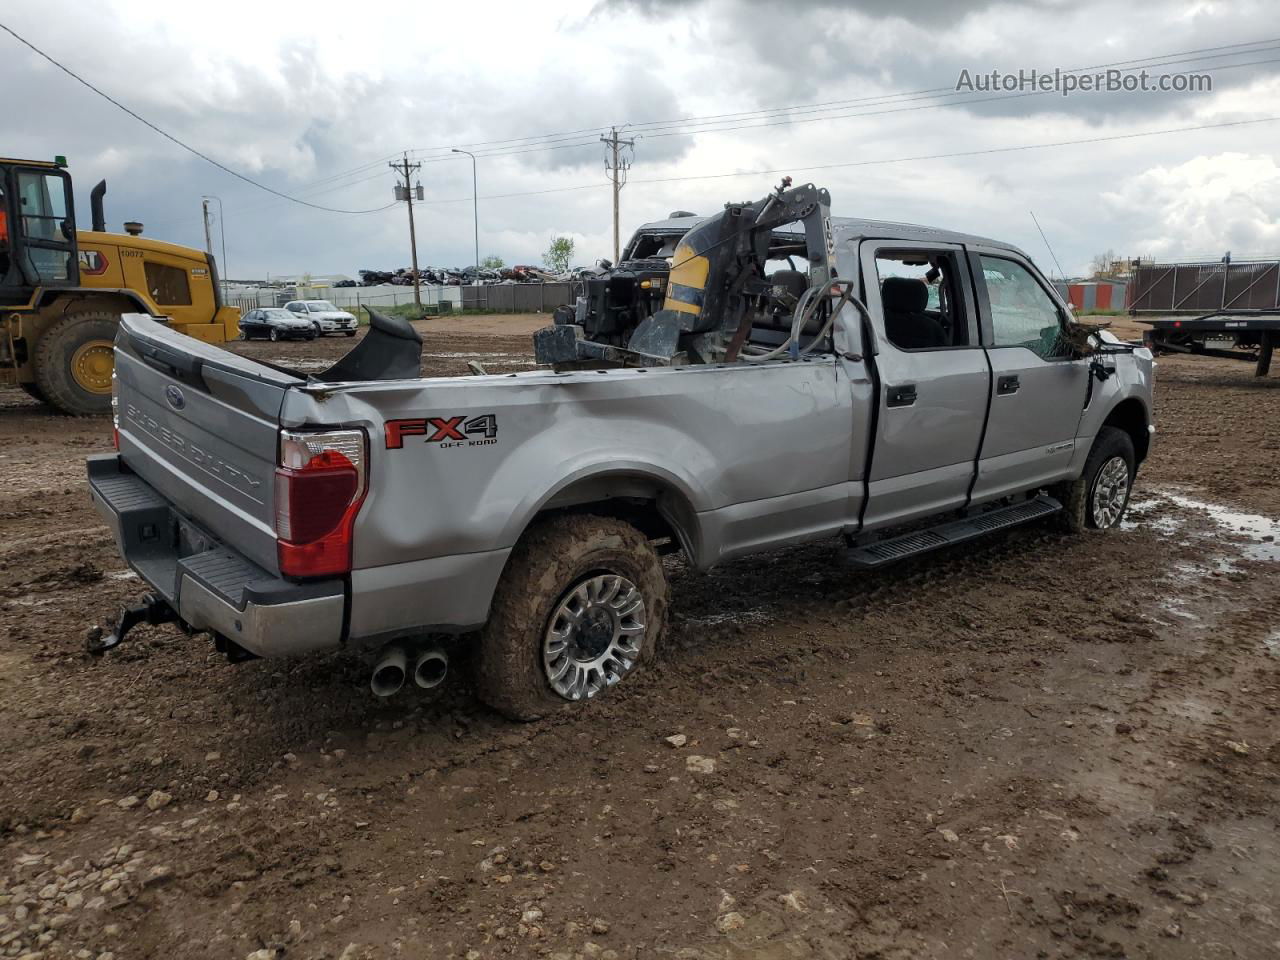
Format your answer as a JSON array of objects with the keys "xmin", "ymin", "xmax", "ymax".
[{"xmin": 275, "ymin": 429, "xmax": 367, "ymax": 578}]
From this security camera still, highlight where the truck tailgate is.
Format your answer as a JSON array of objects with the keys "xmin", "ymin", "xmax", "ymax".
[{"xmin": 113, "ymin": 315, "xmax": 302, "ymax": 574}]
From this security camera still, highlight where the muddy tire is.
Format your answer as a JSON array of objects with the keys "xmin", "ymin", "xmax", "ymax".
[
  {"xmin": 33, "ymin": 312, "xmax": 119, "ymax": 416},
  {"xmin": 475, "ymin": 515, "xmax": 668, "ymax": 721},
  {"xmin": 1054, "ymin": 426, "xmax": 1136, "ymax": 532}
]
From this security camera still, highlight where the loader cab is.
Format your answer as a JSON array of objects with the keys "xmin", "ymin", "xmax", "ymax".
[{"xmin": 0, "ymin": 158, "xmax": 79, "ymax": 304}]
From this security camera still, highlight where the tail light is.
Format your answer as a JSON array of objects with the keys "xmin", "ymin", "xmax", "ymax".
[{"xmin": 275, "ymin": 428, "xmax": 367, "ymax": 578}]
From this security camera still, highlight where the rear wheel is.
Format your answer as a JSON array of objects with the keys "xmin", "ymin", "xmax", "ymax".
[
  {"xmin": 34, "ymin": 312, "xmax": 118, "ymax": 416},
  {"xmin": 475, "ymin": 515, "xmax": 668, "ymax": 721},
  {"xmin": 1053, "ymin": 426, "xmax": 1136, "ymax": 531}
]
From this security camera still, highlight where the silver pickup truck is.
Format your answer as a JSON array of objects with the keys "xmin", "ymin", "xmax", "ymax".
[{"xmin": 87, "ymin": 182, "xmax": 1154, "ymax": 719}]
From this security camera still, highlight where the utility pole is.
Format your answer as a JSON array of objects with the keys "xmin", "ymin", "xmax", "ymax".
[
  {"xmin": 202, "ymin": 195, "xmax": 227, "ymax": 302},
  {"xmin": 201, "ymin": 199, "xmax": 214, "ymax": 258},
  {"xmin": 389, "ymin": 153, "xmax": 424, "ymax": 308},
  {"xmin": 600, "ymin": 126, "xmax": 634, "ymax": 264},
  {"xmin": 451, "ymin": 149, "xmax": 480, "ymax": 275}
]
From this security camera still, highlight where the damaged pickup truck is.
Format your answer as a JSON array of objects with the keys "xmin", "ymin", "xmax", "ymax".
[{"xmin": 87, "ymin": 179, "xmax": 1154, "ymax": 720}]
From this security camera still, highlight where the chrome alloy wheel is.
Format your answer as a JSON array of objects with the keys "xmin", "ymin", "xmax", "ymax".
[
  {"xmin": 542, "ymin": 574, "xmax": 646, "ymax": 701},
  {"xmin": 1091, "ymin": 455, "xmax": 1130, "ymax": 528}
]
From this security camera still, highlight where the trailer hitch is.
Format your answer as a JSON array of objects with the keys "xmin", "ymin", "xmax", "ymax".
[{"xmin": 87, "ymin": 592, "xmax": 178, "ymax": 655}]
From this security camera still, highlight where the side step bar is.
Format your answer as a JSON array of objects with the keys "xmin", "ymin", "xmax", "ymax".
[{"xmin": 845, "ymin": 494, "xmax": 1062, "ymax": 569}]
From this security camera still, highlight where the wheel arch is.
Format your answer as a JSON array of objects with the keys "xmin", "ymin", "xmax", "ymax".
[
  {"xmin": 36, "ymin": 288, "xmax": 155, "ymax": 318},
  {"xmin": 512, "ymin": 467, "xmax": 704, "ymax": 565},
  {"xmin": 1101, "ymin": 397, "xmax": 1151, "ymax": 464}
]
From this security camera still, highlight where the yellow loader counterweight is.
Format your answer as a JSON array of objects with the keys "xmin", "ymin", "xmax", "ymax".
[{"xmin": 0, "ymin": 157, "xmax": 239, "ymax": 414}]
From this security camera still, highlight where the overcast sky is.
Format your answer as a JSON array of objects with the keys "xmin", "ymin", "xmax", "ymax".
[{"xmin": 5, "ymin": 0, "xmax": 1278, "ymax": 279}]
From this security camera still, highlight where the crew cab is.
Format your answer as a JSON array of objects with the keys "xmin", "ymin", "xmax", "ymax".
[{"xmin": 87, "ymin": 192, "xmax": 1154, "ymax": 721}]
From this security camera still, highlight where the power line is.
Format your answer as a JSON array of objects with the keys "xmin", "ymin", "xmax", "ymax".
[
  {"xmin": 629, "ymin": 114, "xmax": 1280, "ymax": 186},
  {"xmin": 405, "ymin": 44, "xmax": 1280, "ymax": 168},
  {"xmin": 395, "ymin": 35, "xmax": 1280, "ymax": 158},
  {"xmin": 623, "ymin": 35, "xmax": 1280, "ymax": 134},
  {"xmin": 633, "ymin": 52, "xmax": 1280, "ymax": 142},
  {"xmin": 402, "ymin": 114, "xmax": 1280, "ymax": 208},
  {"xmin": 0, "ymin": 21, "xmax": 396, "ymax": 215}
]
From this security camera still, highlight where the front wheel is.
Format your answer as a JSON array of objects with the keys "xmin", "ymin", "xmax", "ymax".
[
  {"xmin": 33, "ymin": 312, "xmax": 118, "ymax": 416},
  {"xmin": 475, "ymin": 515, "xmax": 668, "ymax": 721},
  {"xmin": 1053, "ymin": 426, "xmax": 1136, "ymax": 531},
  {"xmin": 344, "ymin": 330, "xmax": 356, "ymax": 337},
  {"xmin": 268, "ymin": 328, "xmax": 280, "ymax": 342}
]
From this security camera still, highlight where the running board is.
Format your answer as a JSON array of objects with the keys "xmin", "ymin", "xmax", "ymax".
[{"xmin": 845, "ymin": 495, "xmax": 1062, "ymax": 569}]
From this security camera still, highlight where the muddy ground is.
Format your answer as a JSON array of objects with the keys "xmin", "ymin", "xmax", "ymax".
[{"xmin": 0, "ymin": 315, "xmax": 1277, "ymax": 960}]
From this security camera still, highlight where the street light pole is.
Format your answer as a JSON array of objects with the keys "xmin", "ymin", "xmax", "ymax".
[
  {"xmin": 201, "ymin": 195, "xmax": 227, "ymax": 302},
  {"xmin": 452, "ymin": 149, "xmax": 479, "ymax": 272}
]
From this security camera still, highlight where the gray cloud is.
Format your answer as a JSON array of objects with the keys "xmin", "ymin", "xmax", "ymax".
[{"xmin": 4, "ymin": 0, "xmax": 1275, "ymax": 279}]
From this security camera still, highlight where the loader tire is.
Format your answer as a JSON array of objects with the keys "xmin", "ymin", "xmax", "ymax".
[
  {"xmin": 34, "ymin": 312, "xmax": 119, "ymax": 416},
  {"xmin": 475, "ymin": 515, "xmax": 668, "ymax": 721},
  {"xmin": 1053, "ymin": 426, "xmax": 1136, "ymax": 532},
  {"xmin": 20, "ymin": 383, "xmax": 48, "ymax": 405}
]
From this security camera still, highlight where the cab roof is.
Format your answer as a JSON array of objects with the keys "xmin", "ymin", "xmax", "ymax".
[{"xmin": 629, "ymin": 214, "xmax": 1024, "ymax": 256}]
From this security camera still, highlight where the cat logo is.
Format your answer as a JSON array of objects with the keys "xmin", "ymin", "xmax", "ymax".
[{"xmin": 78, "ymin": 250, "xmax": 109, "ymax": 276}]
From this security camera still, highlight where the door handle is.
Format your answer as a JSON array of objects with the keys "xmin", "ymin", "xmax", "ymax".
[
  {"xmin": 997, "ymin": 375, "xmax": 1020, "ymax": 395},
  {"xmin": 886, "ymin": 384, "xmax": 917, "ymax": 407}
]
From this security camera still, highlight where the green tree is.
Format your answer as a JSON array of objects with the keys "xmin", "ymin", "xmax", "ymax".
[
  {"xmin": 543, "ymin": 236, "xmax": 575, "ymax": 274},
  {"xmin": 481, "ymin": 254, "xmax": 505, "ymax": 269}
]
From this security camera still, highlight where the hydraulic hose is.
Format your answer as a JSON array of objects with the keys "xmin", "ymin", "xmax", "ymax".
[{"xmin": 740, "ymin": 279, "xmax": 864, "ymax": 362}]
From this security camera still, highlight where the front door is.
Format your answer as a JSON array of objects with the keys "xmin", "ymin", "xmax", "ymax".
[
  {"xmin": 858, "ymin": 240, "xmax": 990, "ymax": 531},
  {"xmin": 2, "ymin": 165, "xmax": 78, "ymax": 295},
  {"xmin": 970, "ymin": 250, "xmax": 1090, "ymax": 503}
]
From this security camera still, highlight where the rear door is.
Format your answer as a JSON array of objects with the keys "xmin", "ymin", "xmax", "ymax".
[
  {"xmin": 969, "ymin": 250, "xmax": 1090, "ymax": 503},
  {"xmin": 858, "ymin": 239, "xmax": 990, "ymax": 530},
  {"xmin": 113, "ymin": 315, "xmax": 301, "ymax": 573}
]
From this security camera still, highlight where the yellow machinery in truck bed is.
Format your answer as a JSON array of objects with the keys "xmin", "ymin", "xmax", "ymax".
[{"xmin": 0, "ymin": 156, "xmax": 239, "ymax": 414}]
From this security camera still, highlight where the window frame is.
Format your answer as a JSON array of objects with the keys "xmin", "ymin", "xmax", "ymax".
[
  {"xmin": 968, "ymin": 248, "xmax": 1075, "ymax": 360},
  {"xmin": 142, "ymin": 259, "xmax": 193, "ymax": 307},
  {"xmin": 859, "ymin": 239, "xmax": 981, "ymax": 354}
]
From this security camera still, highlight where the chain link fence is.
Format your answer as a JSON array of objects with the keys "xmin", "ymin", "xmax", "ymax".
[{"xmin": 229, "ymin": 282, "xmax": 578, "ymax": 315}]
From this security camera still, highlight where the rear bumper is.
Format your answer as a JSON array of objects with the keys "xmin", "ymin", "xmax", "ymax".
[{"xmin": 88, "ymin": 454, "xmax": 345, "ymax": 658}]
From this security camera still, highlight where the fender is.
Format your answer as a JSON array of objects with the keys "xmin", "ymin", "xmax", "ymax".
[{"xmin": 501, "ymin": 460, "xmax": 707, "ymax": 564}]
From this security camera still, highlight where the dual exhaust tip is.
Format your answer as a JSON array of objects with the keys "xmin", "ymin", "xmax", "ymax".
[{"xmin": 370, "ymin": 643, "xmax": 448, "ymax": 698}]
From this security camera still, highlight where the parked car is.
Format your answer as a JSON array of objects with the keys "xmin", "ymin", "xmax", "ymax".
[
  {"xmin": 239, "ymin": 307, "xmax": 317, "ymax": 342},
  {"xmin": 87, "ymin": 183, "xmax": 1155, "ymax": 724},
  {"xmin": 283, "ymin": 300, "xmax": 358, "ymax": 336}
]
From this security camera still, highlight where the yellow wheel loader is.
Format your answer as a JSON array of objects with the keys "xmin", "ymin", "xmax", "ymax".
[{"xmin": 0, "ymin": 157, "xmax": 239, "ymax": 415}]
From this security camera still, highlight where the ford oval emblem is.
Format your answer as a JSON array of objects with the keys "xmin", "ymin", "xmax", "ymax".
[{"xmin": 164, "ymin": 385, "xmax": 186, "ymax": 410}]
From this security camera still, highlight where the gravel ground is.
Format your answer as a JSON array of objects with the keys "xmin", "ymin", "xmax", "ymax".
[{"xmin": 0, "ymin": 316, "xmax": 1277, "ymax": 960}]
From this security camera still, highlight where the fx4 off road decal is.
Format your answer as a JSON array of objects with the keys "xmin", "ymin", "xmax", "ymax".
[{"xmin": 385, "ymin": 414, "xmax": 498, "ymax": 450}]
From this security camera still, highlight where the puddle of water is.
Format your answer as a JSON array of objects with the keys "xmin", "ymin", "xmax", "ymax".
[
  {"xmin": 1266, "ymin": 632, "xmax": 1279, "ymax": 657},
  {"xmin": 1158, "ymin": 492, "xmax": 1280, "ymax": 562},
  {"xmin": 1120, "ymin": 496, "xmax": 1185, "ymax": 537}
]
